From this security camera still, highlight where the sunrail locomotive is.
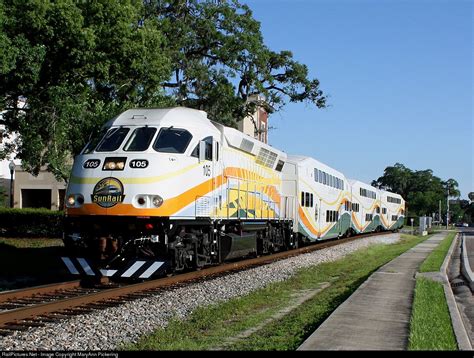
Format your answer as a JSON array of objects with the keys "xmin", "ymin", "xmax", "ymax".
[
  {"xmin": 62, "ymin": 107, "xmax": 405, "ymax": 280},
  {"xmin": 62, "ymin": 107, "xmax": 295, "ymax": 279}
]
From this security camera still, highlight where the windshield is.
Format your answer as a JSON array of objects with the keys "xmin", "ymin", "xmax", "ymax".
[
  {"xmin": 123, "ymin": 127, "xmax": 157, "ymax": 152},
  {"xmin": 82, "ymin": 128, "xmax": 109, "ymax": 154},
  {"xmin": 96, "ymin": 127, "xmax": 130, "ymax": 152},
  {"xmin": 153, "ymin": 127, "xmax": 192, "ymax": 153}
]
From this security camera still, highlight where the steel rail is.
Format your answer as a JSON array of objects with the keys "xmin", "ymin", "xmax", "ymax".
[
  {"xmin": 0, "ymin": 231, "xmax": 392, "ymax": 329},
  {"xmin": 0, "ymin": 281, "xmax": 82, "ymax": 304}
]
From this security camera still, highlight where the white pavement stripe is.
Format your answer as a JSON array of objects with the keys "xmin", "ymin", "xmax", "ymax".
[
  {"xmin": 77, "ymin": 258, "xmax": 95, "ymax": 276},
  {"xmin": 121, "ymin": 261, "xmax": 146, "ymax": 278},
  {"xmin": 61, "ymin": 257, "xmax": 80, "ymax": 275},
  {"xmin": 139, "ymin": 262, "xmax": 164, "ymax": 279}
]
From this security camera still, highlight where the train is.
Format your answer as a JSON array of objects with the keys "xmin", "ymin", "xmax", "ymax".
[{"xmin": 61, "ymin": 107, "xmax": 405, "ymax": 280}]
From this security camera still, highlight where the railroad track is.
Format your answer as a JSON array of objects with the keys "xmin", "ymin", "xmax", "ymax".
[{"xmin": 0, "ymin": 231, "xmax": 391, "ymax": 336}]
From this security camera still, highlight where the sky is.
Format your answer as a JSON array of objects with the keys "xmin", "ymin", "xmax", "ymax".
[{"xmin": 243, "ymin": 0, "xmax": 473, "ymax": 199}]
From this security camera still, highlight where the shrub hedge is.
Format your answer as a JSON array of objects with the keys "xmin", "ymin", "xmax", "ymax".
[{"xmin": 0, "ymin": 208, "xmax": 63, "ymax": 238}]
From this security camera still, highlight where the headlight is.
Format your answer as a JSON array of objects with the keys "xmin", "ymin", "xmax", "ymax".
[
  {"xmin": 133, "ymin": 194, "xmax": 164, "ymax": 208},
  {"xmin": 66, "ymin": 194, "xmax": 84, "ymax": 208},
  {"xmin": 103, "ymin": 157, "xmax": 126, "ymax": 171},
  {"xmin": 152, "ymin": 195, "xmax": 163, "ymax": 207},
  {"xmin": 105, "ymin": 161, "xmax": 116, "ymax": 170},
  {"xmin": 67, "ymin": 195, "xmax": 76, "ymax": 206}
]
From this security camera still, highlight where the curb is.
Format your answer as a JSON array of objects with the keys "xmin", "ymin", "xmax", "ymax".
[
  {"xmin": 441, "ymin": 233, "xmax": 472, "ymax": 350},
  {"xmin": 461, "ymin": 234, "xmax": 474, "ymax": 291}
]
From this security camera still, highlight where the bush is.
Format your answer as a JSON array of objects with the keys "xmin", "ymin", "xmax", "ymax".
[{"xmin": 0, "ymin": 208, "xmax": 64, "ymax": 238}]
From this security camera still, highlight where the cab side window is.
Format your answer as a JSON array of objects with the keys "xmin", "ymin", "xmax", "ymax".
[{"xmin": 191, "ymin": 136, "xmax": 213, "ymax": 160}]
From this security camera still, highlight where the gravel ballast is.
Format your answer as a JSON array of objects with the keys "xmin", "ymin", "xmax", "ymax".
[{"xmin": 1, "ymin": 234, "xmax": 401, "ymax": 350}]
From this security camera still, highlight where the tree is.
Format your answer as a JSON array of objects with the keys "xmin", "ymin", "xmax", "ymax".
[
  {"xmin": 1, "ymin": 0, "xmax": 326, "ymax": 182},
  {"xmin": 371, "ymin": 163, "xmax": 413, "ymax": 199},
  {"xmin": 0, "ymin": 0, "xmax": 15, "ymax": 75},
  {"xmin": 0, "ymin": 0, "xmax": 172, "ymax": 180},
  {"xmin": 468, "ymin": 192, "xmax": 474, "ymax": 202},
  {"xmin": 444, "ymin": 178, "xmax": 460, "ymax": 198},
  {"xmin": 144, "ymin": 0, "xmax": 326, "ymax": 126},
  {"xmin": 372, "ymin": 164, "xmax": 461, "ymax": 217}
]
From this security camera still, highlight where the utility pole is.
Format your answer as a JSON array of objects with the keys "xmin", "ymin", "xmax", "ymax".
[
  {"xmin": 439, "ymin": 200, "xmax": 442, "ymax": 228},
  {"xmin": 446, "ymin": 188, "xmax": 449, "ymax": 230}
]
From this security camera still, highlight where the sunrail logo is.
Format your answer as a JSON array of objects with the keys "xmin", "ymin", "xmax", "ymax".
[{"xmin": 91, "ymin": 177, "xmax": 125, "ymax": 208}]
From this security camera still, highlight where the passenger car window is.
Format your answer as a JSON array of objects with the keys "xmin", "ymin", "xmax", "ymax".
[
  {"xmin": 153, "ymin": 127, "xmax": 192, "ymax": 153},
  {"xmin": 96, "ymin": 127, "xmax": 130, "ymax": 152},
  {"xmin": 123, "ymin": 127, "xmax": 157, "ymax": 152}
]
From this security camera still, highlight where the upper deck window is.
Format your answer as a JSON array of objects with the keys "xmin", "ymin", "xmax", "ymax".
[
  {"xmin": 96, "ymin": 127, "xmax": 130, "ymax": 152},
  {"xmin": 123, "ymin": 127, "xmax": 157, "ymax": 152},
  {"xmin": 153, "ymin": 127, "xmax": 192, "ymax": 153}
]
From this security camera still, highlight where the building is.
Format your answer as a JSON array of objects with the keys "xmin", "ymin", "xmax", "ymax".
[
  {"xmin": 237, "ymin": 96, "xmax": 269, "ymax": 144},
  {"xmin": 0, "ymin": 118, "xmax": 67, "ymax": 210},
  {"xmin": 12, "ymin": 165, "xmax": 66, "ymax": 210},
  {"xmin": 0, "ymin": 128, "xmax": 66, "ymax": 210}
]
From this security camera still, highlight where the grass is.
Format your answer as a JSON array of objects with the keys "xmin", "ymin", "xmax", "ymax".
[
  {"xmin": 0, "ymin": 237, "xmax": 63, "ymax": 248},
  {"xmin": 419, "ymin": 232, "xmax": 456, "ymax": 273},
  {"xmin": 408, "ymin": 277, "xmax": 457, "ymax": 350},
  {"xmin": 124, "ymin": 233, "xmax": 429, "ymax": 351},
  {"xmin": 408, "ymin": 231, "xmax": 458, "ymax": 350}
]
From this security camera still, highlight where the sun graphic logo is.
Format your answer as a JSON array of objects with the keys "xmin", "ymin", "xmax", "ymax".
[{"xmin": 91, "ymin": 177, "xmax": 125, "ymax": 208}]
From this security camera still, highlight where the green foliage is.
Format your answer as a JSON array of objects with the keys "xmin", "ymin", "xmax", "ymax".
[
  {"xmin": 419, "ymin": 232, "xmax": 455, "ymax": 273},
  {"xmin": 0, "ymin": 208, "xmax": 63, "ymax": 237},
  {"xmin": 372, "ymin": 163, "xmax": 461, "ymax": 218},
  {"xmin": 0, "ymin": 0, "xmax": 172, "ymax": 180},
  {"xmin": 145, "ymin": 0, "xmax": 326, "ymax": 127},
  {"xmin": 0, "ymin": 0, "xmax": 326, "ymax": 180},
  {"xmin": 408, "ymin": 278, "xmax": 457, "ymax": 350}
]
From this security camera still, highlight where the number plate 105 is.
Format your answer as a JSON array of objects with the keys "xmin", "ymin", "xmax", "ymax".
[{"xmin": 129, "ymin": 159, "xmax": 149, "ymax": 169}]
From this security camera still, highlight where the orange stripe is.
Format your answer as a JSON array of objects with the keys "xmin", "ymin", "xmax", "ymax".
[
  {"xmin": 298, "ymin": 207, "xmax": 319, "ymax": 236},
  {"xmin": 352, "ymin": 212, "xmax": 364, "ymax": 231},
  {"xmin": 298, "ymin": 206, "xmax": 336, "ymax": 237},
  {"xmin": 68, "ymin": 175, "xmax": 226, "ymax": 217},
  {"xmin": 67, "ymin": 166, "xmax": 283, "ymax": 217}
]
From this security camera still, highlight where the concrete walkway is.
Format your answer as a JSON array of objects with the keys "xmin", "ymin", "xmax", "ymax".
[{"xmin": 298, "ymin": 233, "xmax": 447, "ymax": 350}]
